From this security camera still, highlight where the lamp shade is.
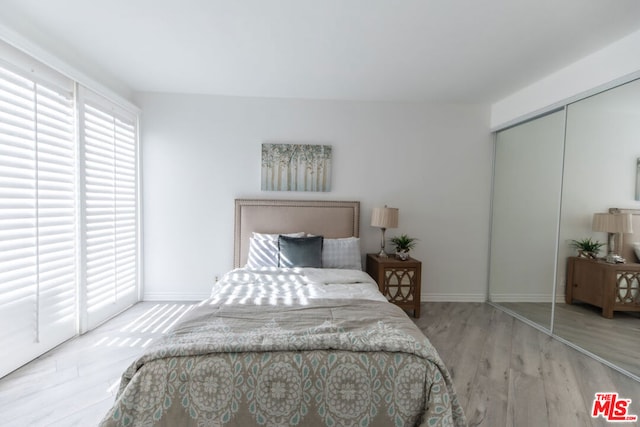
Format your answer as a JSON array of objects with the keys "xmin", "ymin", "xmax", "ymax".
[
  {"xmin": 592, "ymin": 213, "xmax": 633, "ymax": 234},
  {"xmin": 371, "ymin": 207, "xmax": 399, "ymax": 229}
]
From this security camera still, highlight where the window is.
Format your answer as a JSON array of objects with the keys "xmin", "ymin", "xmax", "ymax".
[
  {"xmin": 0, "ymin": 41, "xmax": 140, "ymax": 377},
  {"xmin": 0, "ymin": 57, "xmax": 76, "ymax": 377},
  {"xmin": 79, "ymin": 88, "xmax": 139, "ymax": 330}
]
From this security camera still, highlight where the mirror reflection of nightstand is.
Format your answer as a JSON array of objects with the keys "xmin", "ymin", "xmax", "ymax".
[{"xmin": 566, "ymin": 256, "xmax": 640, "ymax": 318}]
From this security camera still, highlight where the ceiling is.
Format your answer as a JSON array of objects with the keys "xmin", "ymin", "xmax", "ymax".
[{"xmin": 1, "ymin": 0, "xmax": 640, "ymax": 104}]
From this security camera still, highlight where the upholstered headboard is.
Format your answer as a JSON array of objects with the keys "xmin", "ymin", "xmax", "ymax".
[
  {"xmin": 234, "ymin": 199, "xmax": 360, "ymax": 268},
  {"xmin": 611, "ymin": 208, "xmax": 640, "ymax": 263}
]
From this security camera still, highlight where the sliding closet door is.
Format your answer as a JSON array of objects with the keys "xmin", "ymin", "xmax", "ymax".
[
  {"xmin": 489, "ymin": 110, "xmax": 565, "ymax": 330},
  {"xmin": 555, "ymin": 78, "xmax": 640, "ymax": 377},
  {"xmin": 0, "ymin": 57, "xmax": 76, "ymax": 377}
]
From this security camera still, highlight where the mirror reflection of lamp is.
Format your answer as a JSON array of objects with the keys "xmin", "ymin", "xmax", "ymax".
[
  {"xmin": 370, "ymin": 206, "xmax": 399, "ymax": 258},
  {"xmin": 592, "ymin": 211, "xmax": 633, "ymax": 263}
]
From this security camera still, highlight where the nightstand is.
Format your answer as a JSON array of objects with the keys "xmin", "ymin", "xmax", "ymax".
[
  {"xmin": 366, "ymin": 253, "xmax": 422, "ymax": 318},
  {"xmin": 566, "ymin": 256, "xmax": 640, "ymax": 318}
]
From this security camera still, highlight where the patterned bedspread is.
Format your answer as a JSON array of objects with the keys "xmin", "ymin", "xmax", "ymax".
[{"xmin": 100, "ymin": 269, "xmax": 466, "ymax": 427}]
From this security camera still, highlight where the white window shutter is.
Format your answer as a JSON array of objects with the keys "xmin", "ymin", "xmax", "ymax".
[
  {"xmin": 0, "ymin": 39, "xmax": 140, "ymax": 376},
  {"xmin": 0, "ymin": 62, "xmax": 76, "ymax": 377},
  {"xmin": 35, "ymin": 83, "xmax": 77, "ymax": 334},
  {"xmin": 79, "ymin": 88, "xmax": 139, "ymax": 330}
]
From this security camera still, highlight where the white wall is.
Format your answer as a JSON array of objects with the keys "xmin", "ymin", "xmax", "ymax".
[
  {"xmin": 136, "ymin": 92, "xmax": 493, "ymax": 301},
  {"xmin": 491, "ymin": 29, "xmax": 640, "ymax": 129}
]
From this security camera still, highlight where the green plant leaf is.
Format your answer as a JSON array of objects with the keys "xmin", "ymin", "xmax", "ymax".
[
  {"xmin": 389, "ymin": 234, "xmax": 418, "ymax": 251},
  {"xmin": 570, "ymin": 237, "xmax": 604, "ymax": 252}
]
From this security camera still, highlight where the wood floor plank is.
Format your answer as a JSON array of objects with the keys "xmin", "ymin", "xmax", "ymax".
[
  {"xmin": 464, "ymin": 308, "xmax": 514, "ymax": 427},
  {"xmin": 510, "ymin": 319, "xmax": 545, "ymax": 378},
  {"xmin": 417, "ymin": 302, "xmax": 494, "ymax": 412},
  {"xmin": 47, "ymin": 399, "xmax": 114, "ymax": 427},
  {"xmin": 506, "ymin": 321, "xmax": 549, "ymax": 427},
  {"xmin": 540, "ymin": 337, "xmax": 595, "ymax": 426},
  {"xmin": 506, "ymin": 370, "xmax": 549, "ymax": 427}
]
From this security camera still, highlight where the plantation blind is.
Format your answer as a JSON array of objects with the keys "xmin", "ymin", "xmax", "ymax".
[
  {"xmin": 79, "ymin": 88, "xmax": 138, "ymax": 330},
  {"xmin": 0, "ymin": 58, "xmax": 76, "ymax": 377}
]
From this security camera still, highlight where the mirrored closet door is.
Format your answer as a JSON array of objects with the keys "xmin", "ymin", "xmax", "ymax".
[
  {"xmin": 555, "ymin": 77, "xmax": 640, "ymax": 378},
  {"xmin": 490, "ymin": 77, "xmax": 640, "ymax": 381},
  {"xmin": 489, "ymin": 110, "xmax": 566, "ymax": 331}
]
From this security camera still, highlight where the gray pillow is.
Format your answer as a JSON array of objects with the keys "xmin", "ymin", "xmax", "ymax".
[{"xmin": 278, "ymin": 235, "xmax": 324, "ymax": 268}]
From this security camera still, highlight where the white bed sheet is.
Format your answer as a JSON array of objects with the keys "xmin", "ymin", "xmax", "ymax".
[{"xmin": 209, "ymin": 267, "xmax": 387, "ymax": 306}]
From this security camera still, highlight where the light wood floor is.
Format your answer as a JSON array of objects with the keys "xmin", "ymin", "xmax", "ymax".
[
  {"xmin": 1, "ymin": 302, "xmax": 639, "ymax": 427},
  {"xmin": 500, "ymin": 302, "xmax": 640, "ymax": 379},
  {"xmin": 0, "ymin": 302, "xmax": 197, "ymax": 427}
]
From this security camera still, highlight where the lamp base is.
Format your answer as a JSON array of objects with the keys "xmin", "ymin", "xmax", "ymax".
[
  {"xmin": 605, "ymin": 253, "xmax": 626, "ymax": 264},
  {"xmin": 377, "ymin": 227, "xmax": 388, "ymax": 258}
]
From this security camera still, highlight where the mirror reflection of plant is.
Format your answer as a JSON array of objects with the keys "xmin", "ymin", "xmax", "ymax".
[{"xmin": 570, "ymin": 238, "xmax": 604, "ymax": 253}]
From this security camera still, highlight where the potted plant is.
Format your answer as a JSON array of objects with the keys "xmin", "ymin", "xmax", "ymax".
[
  {"xmin": 570, "ymin": 238, "xmax": 604, "ymax": 259},
  {"xmin": 390, "ymin": 234, "xmax": 418, "ymax": 260}
]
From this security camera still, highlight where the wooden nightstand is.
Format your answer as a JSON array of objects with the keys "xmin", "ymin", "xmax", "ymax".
[
  {"xmin": 566, "ymin": 256, "xmax": 640, "ymax": 318},
  {"xmin": 366, "ymin": 253, "xmax": 422, "ymax": 318}
]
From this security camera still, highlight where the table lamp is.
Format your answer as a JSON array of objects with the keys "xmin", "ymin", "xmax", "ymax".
[
  {"xmin": 371, "ymin": 206, "xmax": 399, "ymax": 257},
  {"xmin": 592, "ymin": 212, "xmax": 633, "ymax": 263}
]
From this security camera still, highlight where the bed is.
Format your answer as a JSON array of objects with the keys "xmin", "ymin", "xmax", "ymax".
[{"xmin": 100, "ymin": 199, "xmax": 466, "ymax": 427}]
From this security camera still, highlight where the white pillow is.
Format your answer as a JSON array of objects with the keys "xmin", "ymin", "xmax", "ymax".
[
  {"xmin": 246, "ymin": 232, "xmax": 305, "ymax": 268},
  {"xmin": 633, "ymin": 242, "xmax": 640, "ymax": 262},
  {"xmin": 322, "ymin": 237, "xmax": 362, "ymax": 270},
  {"xmin": 246, "ymin": 237, "xmax": 279, "ymax": 268}
]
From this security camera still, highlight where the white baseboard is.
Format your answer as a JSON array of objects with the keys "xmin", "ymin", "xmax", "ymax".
[
  {"xmin": 489, "ymin": 293, "xmax": 560, "ymax": 303},
  {"xmin": 421, "ymin": 293, "xmax": 486, "ymax": 302},
  {"xmin": 143, "ymin": 292, "xmax": 209, "ymax": 301}
]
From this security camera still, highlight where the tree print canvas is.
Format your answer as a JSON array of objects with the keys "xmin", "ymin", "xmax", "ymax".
[{"xmin": 261, "ymin": 144, "xmax": 332, "ymax": 192}]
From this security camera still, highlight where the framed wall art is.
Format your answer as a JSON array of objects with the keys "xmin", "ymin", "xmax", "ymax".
[{"xmin": 261, "ymin": 143, "xmax": 332, "ymax": 192}]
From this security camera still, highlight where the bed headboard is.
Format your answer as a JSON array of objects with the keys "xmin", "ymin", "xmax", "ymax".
[
  {"xmin": 234, "ymin": 199, "xmax": 360, "ymax": 268},
  {"xmin": 610, "ymin": 208, "xmax": 640, "ymax": 263}
]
